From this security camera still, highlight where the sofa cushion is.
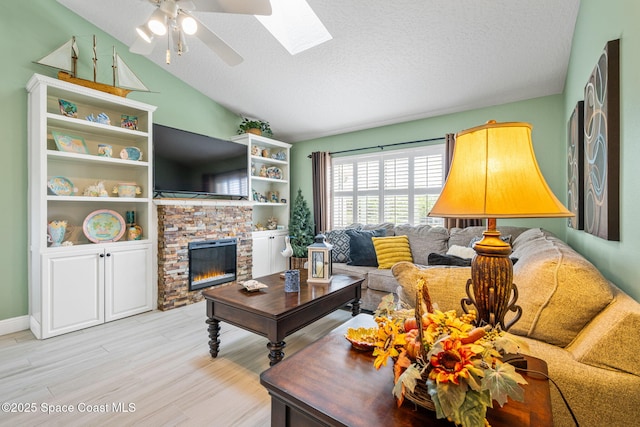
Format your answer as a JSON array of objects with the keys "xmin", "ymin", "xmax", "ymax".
[
  {"xmin": 468, "ymin": 234, "xmax": 512, "ymax": 247},
  {"xmin": 367, "ymin": 268, "xmax": 400, "ymax": 294},
  {"xmin": 346, "ymin": 228, "xmax": 387, "ymax": 267},
  {"xmin": 324, "ymin": 229, "xmax": 352, "ymax": 263},
  {"xmin": 448, "ymin": 226, "xmax": 529, "ymax": 248},
  {"xmin": 392, "ymin": 261, "xmax": 470, "ymax": 312},
  {"xmin": 372, "ymin": 235, "xmax": 413, "ymax": 269},
  {"xmin": 393, "ymin": 224, "xmax": 449, "ymax": 265},
  {"xmin": 331, "ymin": 263, "xmax": 373, "ymax": 289},
  {"xmin": 509, "ymin": 228, "xmax": 614, "ymax": 347},
  {"xmin": 354, "ymin": 222, "xmax": 396, "ymax": 236},
  {"xmin": 567, "ymin": 287, "xmax": 640, "ymax": 376}
]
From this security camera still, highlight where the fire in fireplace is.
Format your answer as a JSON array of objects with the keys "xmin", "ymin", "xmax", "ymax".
[{"xmin": 188, "ymin": 239, "xmax": 237, "ymax": 291}]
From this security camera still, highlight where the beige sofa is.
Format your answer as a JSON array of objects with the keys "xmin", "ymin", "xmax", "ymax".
[{"xmin": 327, "ymin": 224, "xmax": 640, "ymax": 427}]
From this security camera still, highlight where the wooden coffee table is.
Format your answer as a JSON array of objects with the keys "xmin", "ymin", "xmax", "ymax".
[
  {"xmin": 203, "ymin": 273, "xmax": 363, "ymax": 365},
  {"xmin": 260, "ymin": 314, "xmax": 553, "ymax": 426}
]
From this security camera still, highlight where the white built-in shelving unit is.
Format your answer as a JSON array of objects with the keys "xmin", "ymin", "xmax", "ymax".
[{"xmin": 27, "ymin": 73, "xmax": 156, "ymax": 338}]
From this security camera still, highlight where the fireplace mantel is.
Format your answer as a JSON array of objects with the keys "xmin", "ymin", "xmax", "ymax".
[{"xmin": 154, "ymin": 198, "xmax": 253, "ymax": 207}]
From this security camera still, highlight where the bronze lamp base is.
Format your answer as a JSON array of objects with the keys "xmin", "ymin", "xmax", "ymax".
[{"xmin": 461, "ymin": 219, "xmax": 522, "ymax": 330}]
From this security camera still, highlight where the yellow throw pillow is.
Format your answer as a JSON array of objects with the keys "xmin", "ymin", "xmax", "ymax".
[{"xmin": 372, "ymin": 235, "xmax": 413, "ymax": 269}]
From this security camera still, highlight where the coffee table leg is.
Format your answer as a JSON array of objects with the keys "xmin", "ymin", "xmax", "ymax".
[
  {"xmin": 267, "ymin": 341, "xmax": 286, "ymax": 366},
  {"xmin": 206, "ymin": 317, "xmax": 220, "ymax": 358},
  {"xmin": 351, "ymin": 298, "xmax": 361, "ymax": 316}
]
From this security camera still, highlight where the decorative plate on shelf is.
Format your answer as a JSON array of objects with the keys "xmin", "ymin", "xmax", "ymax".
[
  {"xmin": 51, "ymin": 130, "xmax": 89, "ymax": 154},
  {"xmin": 82, "ymin": 209, "xmax": 125, "ymax": 243},
  {"xmin": 47, "ymin": 176, "xmax": 76, "ymax": 196},
  {"xmin": 120, "ymin": 146, "xmax": 142, "ymax": 161}
]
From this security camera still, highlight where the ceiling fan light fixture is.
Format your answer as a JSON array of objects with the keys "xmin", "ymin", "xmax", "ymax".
[
  {"xmin": 178, "ymin": 13, "xmax": 198, "ymax": 35},
  {"xmin": 135, "ymin": 25, "xmax": 154, "ymax": 43},
  {"xmin": 148, "ymin": 9, "xmax": 168, "ymax": 36}
]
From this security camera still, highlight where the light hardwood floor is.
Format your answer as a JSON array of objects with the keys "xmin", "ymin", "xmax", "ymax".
[{"xmin": 0, "ymin": 302, "xmax": 354, "ymax": 427}]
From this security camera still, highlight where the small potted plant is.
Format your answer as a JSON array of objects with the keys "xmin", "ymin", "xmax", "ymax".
[{"xmin": 237, "ymin": 117, "xmax": 273, "ymax": 138}]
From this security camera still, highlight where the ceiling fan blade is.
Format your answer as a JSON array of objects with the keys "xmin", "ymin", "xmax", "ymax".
[
  {"xmin": 176, "ymin": 0, "xmax": 196, "ymax": 10},
  {"xmin": 189, "ymin": 0, "xmax": 272, "ymax": 15},
  {"xmin": 188, "ymin": 13, "xmax": 243, "ymax": 66},
  {"xmin": 130, "ymin": 36, "xmax": 157, "ymax": 55}
]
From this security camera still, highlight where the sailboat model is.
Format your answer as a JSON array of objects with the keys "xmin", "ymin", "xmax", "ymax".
[{"xmin": 36, "ymin": 36, "xmax": 149, "ymax": 98}]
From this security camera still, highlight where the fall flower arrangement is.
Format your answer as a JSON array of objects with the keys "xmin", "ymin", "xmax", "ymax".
[{"xmin": 372, "ymin": 281, "xmax": 528, "ymax": 427}]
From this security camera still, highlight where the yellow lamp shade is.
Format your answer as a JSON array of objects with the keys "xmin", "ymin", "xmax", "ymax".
[{"xmin": 429, "ymin": 121, "xmax": 573, "ymax": 219}]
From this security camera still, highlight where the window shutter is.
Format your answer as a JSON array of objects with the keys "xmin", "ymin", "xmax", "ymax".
[{"xmin": 331, "ymin": 144, "xmax": 445, "ymax": 227}]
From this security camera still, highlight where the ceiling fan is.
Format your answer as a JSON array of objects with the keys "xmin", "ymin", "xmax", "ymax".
[{"xmin": 130, "ymin": 0, "xmax": 272, "ymax": 66}]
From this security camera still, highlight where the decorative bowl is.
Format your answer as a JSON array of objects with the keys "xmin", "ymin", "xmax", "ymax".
[
  {"xmin": 344, "ymin": 327, "xmax": 377, "ymax": 351},
  {"xmin": 113, "ymin": 182, "xmax": 141, "ymax": 198}
]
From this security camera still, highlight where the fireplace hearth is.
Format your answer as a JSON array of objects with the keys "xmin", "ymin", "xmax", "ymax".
[{"xmin": 189, "ymin": 239, "xmax": 237, "ymax": 291}]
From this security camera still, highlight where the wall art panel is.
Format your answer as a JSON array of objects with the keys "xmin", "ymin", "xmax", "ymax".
[{"xmin": 583, "ymin": 39, "xmax": 620, "ymax": 241}]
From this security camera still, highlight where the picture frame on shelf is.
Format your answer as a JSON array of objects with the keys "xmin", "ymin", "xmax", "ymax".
[{"xmin": 51, "ymin": 130, "xmax": 89, "ymax": 154}]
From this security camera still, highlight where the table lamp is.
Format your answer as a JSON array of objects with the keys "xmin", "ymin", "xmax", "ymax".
[{"xmin": 429, "ymin": 120, "xmax": 573, "ymax": 330}]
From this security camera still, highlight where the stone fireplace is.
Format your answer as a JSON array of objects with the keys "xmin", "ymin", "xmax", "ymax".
[{"xmin": 156, "ymin": 200, "xmax": 252, "ymax": 310}]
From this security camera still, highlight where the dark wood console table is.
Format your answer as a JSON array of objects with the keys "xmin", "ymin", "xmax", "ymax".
[
  {"xmin": 260, "ymin": 314, "xmax": 553, "ymax": 426},
  {"xmin": 203, "ymin": 273, "xmax": 363, "ymax": 365}
]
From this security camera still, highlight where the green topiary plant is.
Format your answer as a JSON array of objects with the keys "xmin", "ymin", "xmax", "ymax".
[
  {"xmin": 289, "ymin": 189, "xmax": 315, "ymax": 258},
  {"xmin": 237, "ymin": 117, "xmax": 273, "ymax": 138}
]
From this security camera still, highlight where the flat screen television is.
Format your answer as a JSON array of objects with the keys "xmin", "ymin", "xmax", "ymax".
[{"xmin": 153, "ymin": 124, "xmax": 248, "ymax": 198}]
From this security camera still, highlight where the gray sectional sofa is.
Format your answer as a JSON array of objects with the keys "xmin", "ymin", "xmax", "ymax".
[
  {"xmin": 325, "ymin": 223, "xmax": 640, "ymax": 427},
  {"xmin": 328, "ymin": 223, "xmax": 530, "ymax": 312}
]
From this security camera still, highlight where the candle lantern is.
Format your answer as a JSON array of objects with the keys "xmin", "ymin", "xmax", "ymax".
[{"xmin": 307, "ymin": 234, "xmax": 333, "ymax": 284}]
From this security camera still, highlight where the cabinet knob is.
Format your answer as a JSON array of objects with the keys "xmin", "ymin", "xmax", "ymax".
[
  {"xmin": 99, "ymin": 253, "xmax": 105, "ymax": 258},
  {"xmin": 106, "ymin": 253, "xmax": 111, "ymax": 257}
]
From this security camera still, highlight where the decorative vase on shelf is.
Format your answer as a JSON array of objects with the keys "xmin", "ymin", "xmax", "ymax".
[
  {"xmin": 246, "ymin": 128, "xmax": 262, "ymax": 136},
  {"xmin": 47, "ymin": 220, "xmax": 67, "ymax": 247},
  {"xmin": 125, "ymin": 211, "xmax": 143, "ymax": 241}
]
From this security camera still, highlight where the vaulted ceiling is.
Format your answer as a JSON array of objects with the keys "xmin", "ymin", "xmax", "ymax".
[{"xmin": 57, "ymin": 0, "xmax": 580, "ymax": 142}]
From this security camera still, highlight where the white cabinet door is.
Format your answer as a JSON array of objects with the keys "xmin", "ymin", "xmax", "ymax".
[
  {"xmin": 42, "ymin": 249, "xmax": 104, "ymax": 338},
  {"xmin": 270, "ymin": 233, "xmax": 287, "ymax": 273},
  {"xmin": 105, "ymin": 243, "xmax": 153, "ymax": 322},
  {"xmin": 252, "ymin": 231, "xmax": 288, "ymax": 278},
  {"xmin": 252, "ymin": 234, "xmax": 272, "ymax": 278}
]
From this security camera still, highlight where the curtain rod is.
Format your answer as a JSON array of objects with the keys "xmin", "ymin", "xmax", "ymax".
[{"xmin": 307, "ymin": 136, "xmax": 445, "ymax": 158}]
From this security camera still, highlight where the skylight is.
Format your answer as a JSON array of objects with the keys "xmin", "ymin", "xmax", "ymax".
[{"xmin": 256, "ymin": 0, "xmax": 332, "ymax": 55}]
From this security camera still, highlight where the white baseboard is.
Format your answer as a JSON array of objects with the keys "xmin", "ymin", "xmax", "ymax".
[{"xmin": 0, "ymin": 315, "xmax": 30, "ymax": 336}]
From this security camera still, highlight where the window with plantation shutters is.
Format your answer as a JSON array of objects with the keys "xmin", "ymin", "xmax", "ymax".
[{"xmin": 331, "ymin": 144, "xmax": 445, "ymax": 228}]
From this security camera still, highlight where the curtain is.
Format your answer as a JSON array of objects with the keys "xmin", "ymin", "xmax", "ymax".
[
  {"xmin": 443, "ymin": 133, "xmax": 483, "ymax": 230},
  {"xmin": 311, "ymin": 151, "xmax": 331, "ymax": 234}
]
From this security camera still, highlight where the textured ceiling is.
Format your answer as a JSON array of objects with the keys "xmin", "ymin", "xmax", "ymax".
[{"xmin": 57, "ymin": 0, "xmax": 580, "ymax": 142}]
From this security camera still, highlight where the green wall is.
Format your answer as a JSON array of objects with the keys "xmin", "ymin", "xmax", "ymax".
[
  {"xmin": 0, "ymin": 1, "xmax": 240, "ymax": 321},
  {"xmin": 292, "ymin": 0, "xmax": 640, "ymax": 302},
  {"xmin": 291, "ymin": 94, "xmax": 568, "ymax": 237},
  {"xmin": 563, "ymin": 0, "xmax": 640, "ymax": 301}
]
